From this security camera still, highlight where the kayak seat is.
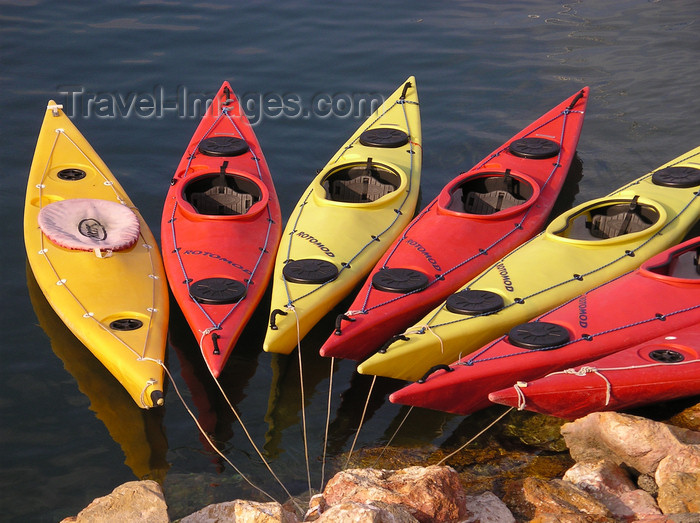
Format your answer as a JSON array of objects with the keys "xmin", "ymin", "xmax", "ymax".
[
  {"xmin": 464, "ymin": 190, "xmax": 523, "ymax": 214},
  {"xmin": 589, "ymin": 207, "xmax": 656, "ymax": 239},
  {"xmin": 184, "ymin": 172, "xmax": 261, "ymax": 216},
  {"xmin": 451, "ymin": 172, "xmax": 533, "ymax": 215},
  {"xmin": 565, "ymin": 201, "xmax": 659, "ymax": 240},
  {"xmin": 323, "ymin": 161, "xmax": 401, "ymax": 203},
  {"xmin": 189, "ymin": 187, "xmax": 254, "ymax": 215}
]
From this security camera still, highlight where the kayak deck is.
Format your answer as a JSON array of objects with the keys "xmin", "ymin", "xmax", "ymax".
[
  {"xmin": 320, "ymin": 88, "xmax": 589, "ymax": 362},
  {"xmin": 24, "ymin": 102, "xmax": 169, "ymax": 409},
  {"xmin": 359, "ymin": 146, "xmax": 700, "ymax": 383},
  {"xmin": 161, "ymin": 81, "xmax": 282, "ymax": 378},
  {"xmin": 263, "ymin": 77, "xmax": 422, "ymax": 355}
]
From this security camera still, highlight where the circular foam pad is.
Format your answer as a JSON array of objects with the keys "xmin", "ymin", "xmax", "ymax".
[{"xmin": 38, "ymin": 198, "xmax": 140, "ymax": 252}]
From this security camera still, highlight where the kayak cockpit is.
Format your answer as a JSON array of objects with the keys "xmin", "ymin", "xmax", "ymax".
[
  {"xmin": 322, "ymin": 158, "xmax": 401, "ymax": 203},
  {"xmin": 446, "ymin": 170, "xmax": 534, "ymax": 215},
  {"xmin": 184, "ymin": 166, "xmax": 262, "ymax": 216},
  {"xmin": 646, "ymin": 241, "xmax": 700, "ymax": 279},
  {"xmin": 556, "ymin": 197, "xmax": 660, "ymax": 241}
]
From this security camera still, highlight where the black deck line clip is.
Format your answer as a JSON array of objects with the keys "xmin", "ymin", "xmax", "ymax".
[
  {"xmin": 334, "ymin": 313, "xmax": 356, "ymax": 335},
  {"xmin": 417, "ymin": 364, "xmax": 454, "ymax": 384},
  {"xmin": 269, "ymin": 309, "xmax": 288, "ymax": 330},
  {"xmin": 567, "ymin": 89, "xmax": 585, "ymax": 110},
  {"xmin": 400, "ymin": 81, "xmax": 412, "ymax": 100},
  {"xmin": 377, "ymin": 334, "xmax": 410, "ymax": 354},
  {"xmin": 211, "ymin": 332, "xmax": 221, "ymax": 355}
]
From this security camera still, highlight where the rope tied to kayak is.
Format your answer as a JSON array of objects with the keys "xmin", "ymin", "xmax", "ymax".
[
  {"xmin": 425, "ymin": 324, "xmax": 446, "ymax": 354},
  {"xmin": 562, "ymin": 366, "xmax": 613, "ymax": 404},
  {"xmin": 515, "ymin": 354, "xmax": 700, "ymax": 412},
  {"xmin": 198, "ymin": 326, "xmax": 222, "ymax": 355},
  {"xmin": 140, "ymin": 357, "xmax": 300, "ymax": 511},
  {"xmin": 512, "ymin": 366, "xmax": 613, "ymax": 411}
]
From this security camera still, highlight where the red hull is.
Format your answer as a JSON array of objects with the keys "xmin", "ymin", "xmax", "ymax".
[
  {"xmin": 161, "ymin": 82, "xmax": 282, "ymax": 377},
  {"xmin": 390, "ymin": 237, "xmax": 700, "ymax": 415},
  {"xmin": 320, "ymin": 88, "xmax": 588, "ymax": 361},
  {"xmin": 488, "ymin": 323, "xmax": 700, "ymax": 419}
]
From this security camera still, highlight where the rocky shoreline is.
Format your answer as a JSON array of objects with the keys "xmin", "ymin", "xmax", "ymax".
[{"xmin": 61, "ymin": 404, "xmax": 699, "ymax": 522}]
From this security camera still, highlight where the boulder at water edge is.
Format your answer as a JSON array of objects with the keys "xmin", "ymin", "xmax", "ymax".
[
  {"xmin": 320, "ymin": 465, "xmax": 467, "ymax": 522},
  {"xmin": 59, "ymin": 480, "xmax": 168, "ymax": 523}
]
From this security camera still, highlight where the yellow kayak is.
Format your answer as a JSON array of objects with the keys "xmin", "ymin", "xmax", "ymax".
[
  {"xmin": 24, "ymin": 101, "xmax": 169, "ymax": 408},
  {"xmin": 26, "ymin": 264, "xmax": 169, "ymax": 481},
  {"xmin": 263, "ymin": 77, "xmax": 421, "ymax": 354},
  {"xmin": 358, "ymin": 146, "xmax": 700, "ymax": 381}
]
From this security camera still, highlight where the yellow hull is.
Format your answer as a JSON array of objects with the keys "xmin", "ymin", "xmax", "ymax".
[
  {"xmin": 263, "ymin": 77, "xmax": 422, "ymax": 354},
  {"xmin": 23, "ymin": 102, "xmax": 169, "ymax": 408},
  {"xmin": 26, "ymin": 264, "xmax": 169, "ymax": 480},
  {"xmin": 358, "ymin": 146, "xmax": 700, "ymax": 381}
]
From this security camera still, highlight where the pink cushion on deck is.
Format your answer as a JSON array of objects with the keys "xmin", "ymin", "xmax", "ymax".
[{"xmin": 38, "ymin": 198, "xmax": 140, "ymax": 252}]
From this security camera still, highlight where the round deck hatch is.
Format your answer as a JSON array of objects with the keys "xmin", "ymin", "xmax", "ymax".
[
  {"xmin": 508, "ymin": 138, "xmax": 560, "ymax": 159},
  {"xmin": 198, "ymin": 136, "xmax": 249, "ymax": 157},
  {"xmin": 507, "ymin": 321, "xmax": 570, "ymax": 349},
  {"xmin": 189, "ymin": 277, "xmax": 247, "ymax": 304},
  {"xmin": 372, "ymin": 268, "xmax": 429, "ymax": 293},
  {"xmin": 359, "ymin": 128, "xmax": 409, "ymax": 148},
  {"xmin": 445, "ymin": 289, "xmax": 504, "ymax": 315},
  {"xmin": 283, "ymin": 259, "xmax": 338, "ymax": 284},
  {"xmin": 651, "ymin": 166, "xmax": 700, "ymax": 188}
]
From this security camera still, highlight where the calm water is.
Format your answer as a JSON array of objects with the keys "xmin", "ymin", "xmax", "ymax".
[{"xmin": 2, "ymin": 1, "xmax": 699, "ymax": 520}]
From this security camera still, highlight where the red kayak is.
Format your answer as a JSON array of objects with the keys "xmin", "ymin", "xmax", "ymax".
[
  {"xmin": 320, "ymin": 87, "xmax": 589, "ymax": 361},
  {"xmin": 161, "ymin": 81, "xmax": 282, "ymax": 377},
  {"xmin": 488, "ymin": 323, "xmax": 700, "ymax": 419},
  {"xmin": 390, "ymin": 236, "xmax": 700, "ymax": 415}
]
